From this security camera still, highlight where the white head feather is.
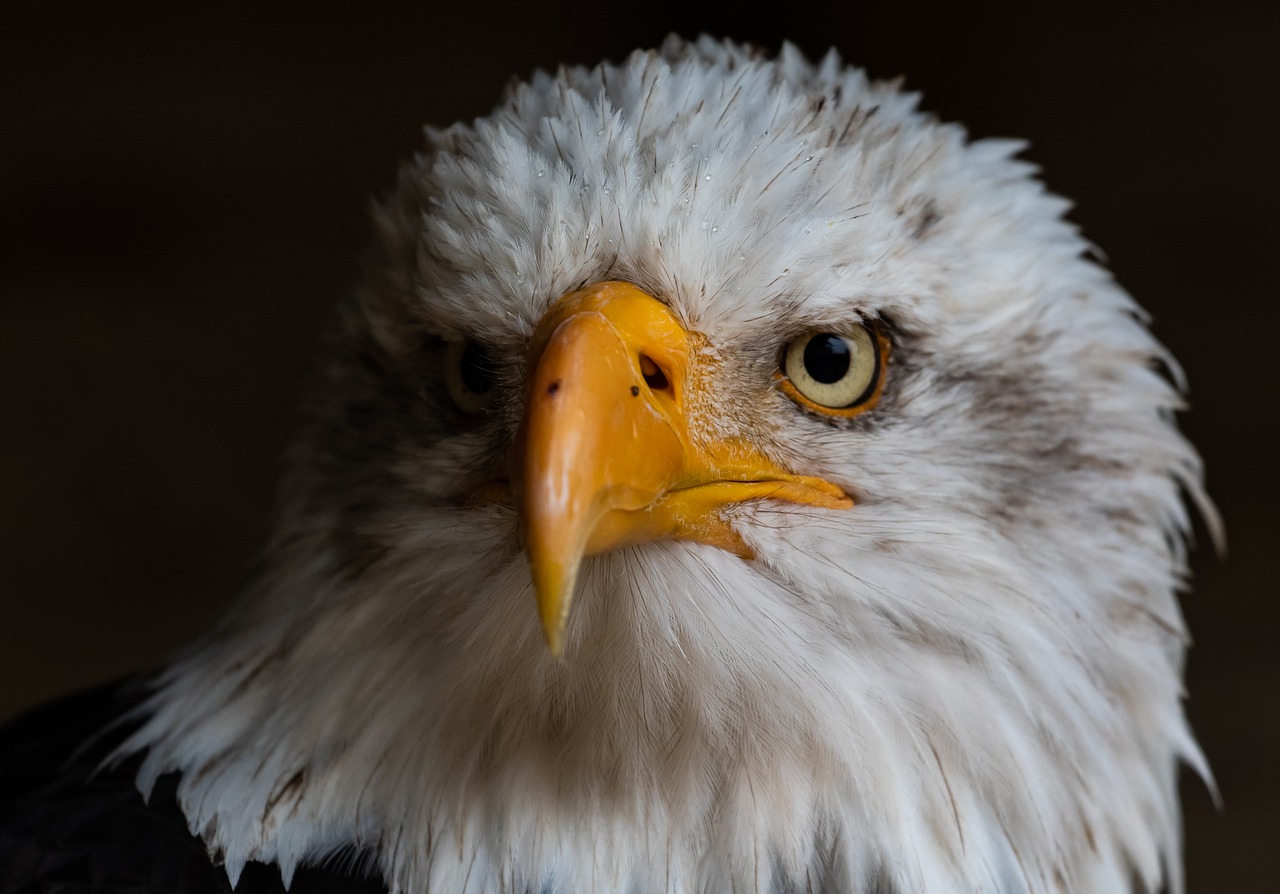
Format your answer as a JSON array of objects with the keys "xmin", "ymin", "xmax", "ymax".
[{"xmin": 120, "ymin": 36, "xmax": 1212, "ymax": 894}]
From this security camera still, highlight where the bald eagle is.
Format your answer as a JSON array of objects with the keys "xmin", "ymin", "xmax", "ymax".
[{"xmin": 0, "ymin": 36, "xmax": 1212, "ymax": 894}]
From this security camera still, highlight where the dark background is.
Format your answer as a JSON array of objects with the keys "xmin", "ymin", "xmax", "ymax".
[{"xmin": 2, "ymin": 2, "xmax": 1275, "ymax": 889}]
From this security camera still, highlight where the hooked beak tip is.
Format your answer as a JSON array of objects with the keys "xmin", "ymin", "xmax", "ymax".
[{"xmin": 531, "ymin": 552, "xmax": 577, "ymax": 657}]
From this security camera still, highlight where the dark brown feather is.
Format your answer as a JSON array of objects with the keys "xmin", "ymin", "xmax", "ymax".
[{"xmin": 0, "ymin": 681, "xmax": 386, "ymax": 894}]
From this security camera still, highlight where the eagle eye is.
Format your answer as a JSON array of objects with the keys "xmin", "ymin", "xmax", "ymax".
[
  {"xmin": 444, "ymin": 339, "xmax": 498, "ymax": 415},
  {"xmin": 780, "ymin": 324, "xmax": 885, "ymax": 415}
]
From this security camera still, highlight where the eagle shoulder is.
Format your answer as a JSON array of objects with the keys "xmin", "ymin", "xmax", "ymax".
[{"xmin": 0, "ymin": 680, "xmax": 386, "ymax": 894}]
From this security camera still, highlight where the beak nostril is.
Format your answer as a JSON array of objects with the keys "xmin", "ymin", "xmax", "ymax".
[{"xmin": 639, "ymin": 354, "xmax": 669, "ymax": 391}]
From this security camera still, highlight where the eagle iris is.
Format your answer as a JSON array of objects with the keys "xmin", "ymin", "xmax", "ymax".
[
  {"xmin": 781, "ymin": 325, "xmax": 881, "ymax": 412},
  {"xmin": 444, "ymin": 340, "xmax": 498, "ymax": 415}
]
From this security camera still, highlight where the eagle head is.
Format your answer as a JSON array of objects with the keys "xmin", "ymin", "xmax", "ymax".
[{"xmin": 123, "ymin": 36, "xmax": 1211, "ymax": 894}]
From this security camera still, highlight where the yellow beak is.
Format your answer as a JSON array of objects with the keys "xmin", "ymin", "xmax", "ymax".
[{"xmin": 516, "ymin": 281, "xmax": 852, "ymax": 654}]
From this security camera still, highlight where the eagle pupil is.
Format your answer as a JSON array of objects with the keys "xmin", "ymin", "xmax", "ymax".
[
  {"xmin": 460, "ymin": 343, "xmax": 497, "ymax": 394},
  {"xmin": 803, "ymin": 334, "xmax": 851, "ymax": 384}
]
